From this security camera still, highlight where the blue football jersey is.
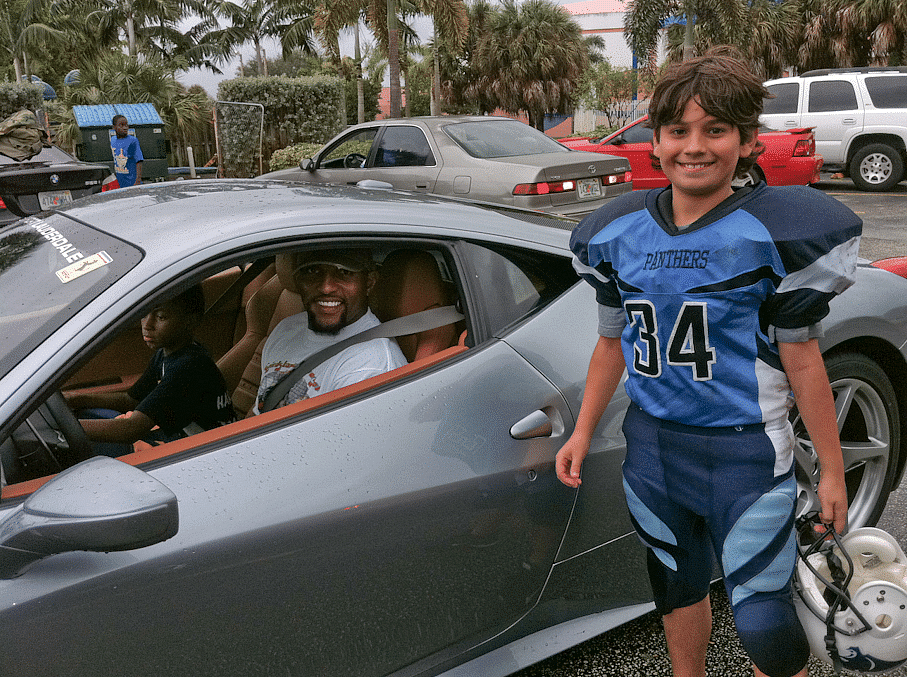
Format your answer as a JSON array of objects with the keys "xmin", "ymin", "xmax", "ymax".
[{"xmin": 571, "ymin": 183, "xmax": 862, "ymax": 427}]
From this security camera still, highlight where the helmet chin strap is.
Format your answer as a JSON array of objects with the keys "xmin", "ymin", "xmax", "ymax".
[
  {"xmin": 823, "ymin": 544, "xmax": 849, "ymax": 674},
  {"xmin": 796, "ymin": 514, "xmax": 871, "ymax": 675}
]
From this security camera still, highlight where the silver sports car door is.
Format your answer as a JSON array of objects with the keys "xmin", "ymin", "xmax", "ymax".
[{"xmin": 0, "ymin": 339, "xmax": 575, "ymax": 677}]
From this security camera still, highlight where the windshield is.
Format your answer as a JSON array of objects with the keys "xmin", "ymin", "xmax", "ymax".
[
  {"xmin": 0, "ymin": 215, "xmax": 142, "ymax": 380},
  {"xmin": 443, "ymin": 120, "xmax": 571, "ymax": 158}
]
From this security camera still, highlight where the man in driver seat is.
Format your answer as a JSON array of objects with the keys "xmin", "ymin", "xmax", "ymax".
[{"xmin": 253, "ymin": 248, "xmax": 406, "ymax": 414}]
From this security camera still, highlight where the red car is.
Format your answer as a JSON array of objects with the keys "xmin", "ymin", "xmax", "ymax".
[{"xmin": 561, "ymin": 114, "xmax": 823, "ymax": 190}]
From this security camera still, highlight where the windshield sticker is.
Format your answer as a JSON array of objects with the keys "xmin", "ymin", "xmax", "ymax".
[
  {"xmin": 56, "ymin": 251, "xmax": 112, "ymax": 283},
  {"xmin": 28, "ymin": 219, "xmax": 86, "ymax": 264}
]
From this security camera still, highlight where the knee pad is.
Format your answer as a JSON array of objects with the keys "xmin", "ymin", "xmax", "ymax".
[{"xmin": 734, "ymin": 594, "xmax": 809, "ymax": 677}]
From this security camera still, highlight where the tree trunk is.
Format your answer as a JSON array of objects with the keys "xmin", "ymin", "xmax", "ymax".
[
  {"xmin": 682, "ymin": 9, "xmax": 696, "ymax": 61},
  {"xmin": 431, "ymin": 43, "xmax": 442, "ymax": 116},
  {"xmin": 387, "ymin": 0, "xmax": 401, "ymax": 119},
  {"xmin": 430, "ymin": 20, "xmax": 440, "ymax": 116},
  {"xmin": 127, "ymin": 13, "xmax": 136, "ymax": 56},
  {"xmin": 13, "ymin": 55, "xmax": 23, "ymax": 82},
  {"xmin": 255, "ymin": 39, "xmax": 266, "ymax": 77},
  {"xmin": 355, "ymin": 26, "xmax": 365, "ymax": 124}
]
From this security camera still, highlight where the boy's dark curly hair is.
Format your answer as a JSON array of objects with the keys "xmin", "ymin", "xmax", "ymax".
[{"xmin": 647, "ymin": 46, "xmax": 772, "ymax": 178}]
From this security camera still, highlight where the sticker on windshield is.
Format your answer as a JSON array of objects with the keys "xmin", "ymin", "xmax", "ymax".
[{"xmin": 56, "ymin": 251, "xmax": 112, "ymax": 283}]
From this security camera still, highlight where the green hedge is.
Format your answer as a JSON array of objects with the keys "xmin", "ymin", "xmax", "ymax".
[
  {"xmin": 0, "ymin": 83, "xmax": 44, "ymax": 123},
  {"xmin": 216, "ymin": 76, "xmax": 344, "ymax": 177},
  {"xmin": 267, "ymin": 142, "xmax": 323, "ymax": 171}
]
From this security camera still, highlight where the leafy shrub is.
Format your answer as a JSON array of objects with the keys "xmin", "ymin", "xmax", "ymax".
[
  {"xmin": 217, "ymin": 76, "xmax": 343, "ymax": 177},
  {"xmin": 267, "ymin": 142, "xmax": 322, "ymax": 171},
  {"xmin": 0, "ymin": 83, "xmax": 44, "ymax": 122}
]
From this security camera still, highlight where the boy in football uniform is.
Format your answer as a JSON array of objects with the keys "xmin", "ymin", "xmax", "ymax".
[{"xmin": 557, "ymin": 48, "xmax": 860, "ymax": 677}]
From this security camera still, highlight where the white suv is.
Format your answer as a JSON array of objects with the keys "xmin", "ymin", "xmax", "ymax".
[{"xmin": 762, "ymin": 67, "xmax": 907, "ymax": 191}]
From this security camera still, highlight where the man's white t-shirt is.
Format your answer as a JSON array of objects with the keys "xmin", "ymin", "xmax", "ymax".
[{"xmin": 254, "ymin": 310, "xmax": 407, "ymax": 414}]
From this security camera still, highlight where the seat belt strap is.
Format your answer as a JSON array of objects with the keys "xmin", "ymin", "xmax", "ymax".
[{"xmin": 260, "ymin": 305, "xmax": 464, "ymax": 413}]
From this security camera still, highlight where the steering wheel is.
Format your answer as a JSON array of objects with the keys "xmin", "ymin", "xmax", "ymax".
[
  {"xmin": 43, "ymin": 392, "xmax": 93, "ymax": 466},
  {"xmin": 344, "ymin": 152, "xmax": 367, "ymax": 168}
]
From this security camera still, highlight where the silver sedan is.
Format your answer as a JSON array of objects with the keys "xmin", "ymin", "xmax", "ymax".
[
  {"xmin": 0, "ymin": 180, "xmax": 904, "ymax": 676},
  {"xmin": 262, "ymin": 115, "xmax": 632, "ymax": 219}
]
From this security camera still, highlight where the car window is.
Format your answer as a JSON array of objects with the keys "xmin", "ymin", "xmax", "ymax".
[
  {"xmin": 0, "ymin": 216, "xmax": 142, "ymax": 382},
  {"xmin": 459, "ymin": 241, "xmax": 577, "ymax": 335},
  {"xmin": 807, "ymin": 80, "xmax": 858, "ymax": 112},
  {"xmin": 621, "ymin": 121, "xmax": 654, "ymax": 144},
  {"xmin": 319, "ymin": 129, "xmax": 378, "ymax": 169},
  {"xmin": 764, "ymin": 82, "xmax": 800, "ymax": 115},
  {"xmin": 0, "ymin": 239, "xmax": 471, "ymax": 494},
  {"xmin": 864, "ymin": 76, "xmax": 907, "ymax": 109},
  {"xmin": 374, "ymin": 127, "xmax": 435, "ymax": 167},
  {"xmin": 444, "ymin": 120, "xmax": 569, "ymax": 158}
]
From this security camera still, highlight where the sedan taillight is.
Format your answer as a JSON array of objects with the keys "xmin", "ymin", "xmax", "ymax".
[
  {"xmin": 513, "ymin": 171, "xmax": 631, "ymax": 196},
  {"xmin": 102, "ymin": 174, "xmax": 120, "ymax": 191},
  {"xmin": 793, "ymin": 139, "xmax": 815, "ymax": 157}
]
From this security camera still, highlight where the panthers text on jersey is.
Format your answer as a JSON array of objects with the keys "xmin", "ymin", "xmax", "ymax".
[{"xmin": 571, "ymin": 183, "xmax": 862, "ymax": 428}]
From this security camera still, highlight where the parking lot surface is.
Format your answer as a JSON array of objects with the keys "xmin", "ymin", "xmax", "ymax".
[{"xmin": 515, "ymin": 175, "xmax": 907, "ymax": 676}]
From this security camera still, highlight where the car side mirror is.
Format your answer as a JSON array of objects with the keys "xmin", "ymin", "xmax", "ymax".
[
  {"xmin": 300, "ymin": 158, "xmax": 315, "ymax": 171},
  {"xmin": 0, "ymin": 456, "xmax": 178, "ymax": 579},
  {"xmin": 611, "ymin": 136, "xmax": 625, "ymax": 146}
]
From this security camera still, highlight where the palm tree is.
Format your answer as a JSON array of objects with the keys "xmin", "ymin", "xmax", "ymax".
[
  {"xmin": 469, "ymin": 0, "xmax": 589, "ymax": 130},
  {"xmin": 1, "ymin": 0, "xmax": 67, "ymax": 81},
  {"xmin": 439, "ymin": 0, "xmax": 496, "ymax": 114},
  {"xmin": 315, "ymin": 1, "xmax": 368, "ymax": 122},
  {"xmin": 746, "ymin": 0, "xmax": 802, "ymax": 79},
  {"xmin": 829, "ymin": 0, "xmax": 907, "ymax": 66},
  {"xmin": 624, "ymin": 0, "xmax": 749, "ymax": 70},
  {"xmin": 210, "ymin": 0, "xmax": 318, "ymax": 77}
]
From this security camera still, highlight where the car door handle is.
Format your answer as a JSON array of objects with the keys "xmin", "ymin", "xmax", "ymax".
[
  {"xmin": 510, "ymin": 409, "xmax": 554, "ymax": 439},
  {"xmin": 842, "ymin": 118, "xmax": 857, "ymax": 125}
]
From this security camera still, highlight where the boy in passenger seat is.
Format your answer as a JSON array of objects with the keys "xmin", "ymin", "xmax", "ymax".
[{"xmin": 66, "ymin": 286, "xmax": 236, "ymax": 453}]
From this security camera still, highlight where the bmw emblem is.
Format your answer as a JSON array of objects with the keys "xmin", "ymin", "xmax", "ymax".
[
  {"xmin": 50, "ymin": 174, "xmax": 60, "ymax": 185},
  {"xmin": 588, "ymin": 165, "xmax": 596, "ymax": 174}
]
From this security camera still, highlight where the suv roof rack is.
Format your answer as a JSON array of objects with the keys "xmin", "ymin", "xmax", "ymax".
[{"xmin": 800, "ymin": 67, "xmax": 907, "ymax": 77}]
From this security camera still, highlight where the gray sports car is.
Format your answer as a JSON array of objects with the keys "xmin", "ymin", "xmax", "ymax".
[
  {"xmin": 0, "ymin": 181, "xmax": 904, "ymax": 677},
  {"xmin": 262, "ymin": 115, "xmax": 632, "ymax": 219}
]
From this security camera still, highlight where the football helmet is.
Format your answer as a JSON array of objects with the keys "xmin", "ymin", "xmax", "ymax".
[{"xmin": 794, "ymin": 525, "xmax": 907, "ymax": 674}]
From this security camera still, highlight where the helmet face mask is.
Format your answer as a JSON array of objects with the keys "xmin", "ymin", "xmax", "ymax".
[{"xmin": 794, "ymin": 526, "xmax": 907, "ymax": 674}]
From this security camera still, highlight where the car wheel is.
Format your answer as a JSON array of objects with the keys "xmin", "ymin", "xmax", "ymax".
[
  {"xmin": 849, "ymin": 143, "xmax": 904, "ymax": 192},
  {"xmin": 792, "ymin": 352, "xmax": 900, "ymax": 529},
  {"xmin": 731, "ymin": 167, "xmax": 763, "ymax": 188}
]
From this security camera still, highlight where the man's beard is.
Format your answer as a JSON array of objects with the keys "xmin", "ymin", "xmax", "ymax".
[{"xmin": 308, "ymin": 312, "xmax": 345, "ymax": 335}]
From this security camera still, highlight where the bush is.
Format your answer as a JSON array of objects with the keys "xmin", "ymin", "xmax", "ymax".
[
  {"xmin": 216, "ymin": 76, "xmax": 344, "ymax": 177},
  {"xmin": 0, "ymin": 83, "xmax": 44, "ymax": 122},
  {"xmin": 267, "ymin": 142, "xmax": 323, "ymax": 171}
]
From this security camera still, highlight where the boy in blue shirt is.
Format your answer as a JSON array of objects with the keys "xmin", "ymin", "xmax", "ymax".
[
  {"xmin": 558, "ymin": 48, "xmax": 859, "ymax": 677},
  {"xmin": 110, "ymin": 114, "xmax": 143, "ymax": 187}
]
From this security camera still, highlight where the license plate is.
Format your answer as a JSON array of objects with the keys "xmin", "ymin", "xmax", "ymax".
[
  {"xmin": 577, "ymin": 178, "xmax": 601, "ymax": 200},
  {"xmin": 39, "ymin": 190, "xmax": 73, "ymax": 210}
]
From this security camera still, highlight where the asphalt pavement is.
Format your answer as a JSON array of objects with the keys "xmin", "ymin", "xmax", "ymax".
[{"xmin": 516, "ymin": 173, "xmax": 907, "ymax": 677}]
